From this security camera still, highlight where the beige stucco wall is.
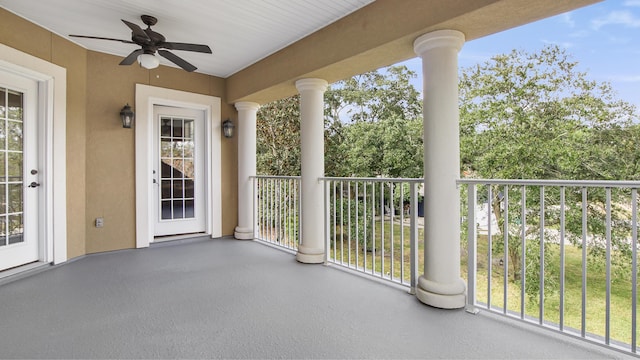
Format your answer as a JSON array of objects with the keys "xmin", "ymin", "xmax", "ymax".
[
  {"xmin": 0, "ymin": 8, "xmax": 237, "ymax": 258},
  {"xmin": 0, "ymin": 8, "xmax": 89, "ymax": 259}
]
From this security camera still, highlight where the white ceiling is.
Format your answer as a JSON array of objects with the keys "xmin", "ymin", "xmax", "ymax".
[{"xmin": 0, "ymin": 0, "xmax": 374, "ymax": 77}]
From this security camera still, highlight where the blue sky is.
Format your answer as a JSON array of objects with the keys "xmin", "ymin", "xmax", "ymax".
[{"xmin": 399, "ymin": 0, "xmax": 640, "ymax": 110}]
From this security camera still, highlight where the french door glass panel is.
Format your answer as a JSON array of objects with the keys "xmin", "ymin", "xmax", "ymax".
[
  {"xmin": 0, "ymin": 69, "xmax": 38, "ymax": 272},
  {"xmin": 0, "ymin": 87, "xmax": 24, "ymax": 247},
  {"xmin": 160, "ymin": 117, "xmax": 196, "ymax": 220}
]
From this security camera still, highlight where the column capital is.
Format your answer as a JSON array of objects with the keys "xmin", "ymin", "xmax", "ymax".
[
  {"xmin": 234, "ymin": 101, "xmax": 260, "ymax": 112},
  {"xmin": 413, "ymin": 29, "xmax": 465, "ymax": 56},
  {"xmin": 295, "ymin": 78, "xmax": 328, "ymax": 93}
]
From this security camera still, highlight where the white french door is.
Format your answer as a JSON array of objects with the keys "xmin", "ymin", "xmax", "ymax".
[
  {"xmin": 0, "ymin": 70, "xmax": 39, "ymax": 271},
  {"xmin": 153, "ymin": 106, "xmax": 206, "ymax": 237}
]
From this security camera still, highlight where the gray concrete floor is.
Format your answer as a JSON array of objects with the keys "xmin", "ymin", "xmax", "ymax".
[{"xmin": 0, "ymin": 237, "xmax": 632, "ymax": 359}]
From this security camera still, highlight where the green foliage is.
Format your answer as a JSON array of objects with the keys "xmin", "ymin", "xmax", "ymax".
[
  {"xmin": 330, "ymin": 190, "xmax": 375, "ymax": 251},
  {"xmin": 257, "ymin": 65, "xmax": 424, "ymax": 178},
  {"xmin": 340, "ymin": 116, "xmax": 422, "ymax": 178},
  {"xmin": 324, "ymin": 65, "xmax": 423, "ymax": 177},
  {"xmin": 256, "ymin": 95, "xmax": 301, "ymax": 176},
  {"xmin": 460, "ymin": 45, "xmax": 638, "ymax": 180},
  {"xmin": 460, "ymin": 45, "xmax": 640, "ymax": 300}
]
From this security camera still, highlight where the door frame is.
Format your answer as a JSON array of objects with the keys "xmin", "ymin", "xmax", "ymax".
[
  {"xmin": 0, "ymin": 43, "xmax": 67, "ymax": 266},
  {"xmin": 135, "ymin": 84, "xmax": 222, "ymax": 248}
]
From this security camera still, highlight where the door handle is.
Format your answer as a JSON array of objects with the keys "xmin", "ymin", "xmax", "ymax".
[{"xmin": 28, "ymin": 182, "xmax": 40, "ymax": 188}]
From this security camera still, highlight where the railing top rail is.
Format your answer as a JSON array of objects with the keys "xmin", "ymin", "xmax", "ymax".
[
  {"xmin": 252, "ymin": 175, "xmax": 301, "ymax": 180},
  {"xmin": 320, "ymin": 176, "xmax": 424, "ymax": 183},
  {"xmin": 457, "ymin": 178, "xmax": 640, "ymax": 188}
]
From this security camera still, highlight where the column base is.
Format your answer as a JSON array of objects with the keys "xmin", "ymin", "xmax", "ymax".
[
  {"xmin": 416, "ymin": 275, "xmax": 466, "ymax": 309},
  {"xmin": 295, "ymin": 244, "xmax": 324, "ymax": 264},
  {"xmin": 234, "ymin": 226, "xmax": 254, "ymax": 240}
]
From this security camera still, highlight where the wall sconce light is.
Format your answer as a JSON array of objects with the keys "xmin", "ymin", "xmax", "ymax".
[
  {"xmin": 120, "ymin": 103, "xmax": 135, "ymax": 128},
  {"xmin": 222, "ymin": 119, "xmax": 235, "ymax": 138}
]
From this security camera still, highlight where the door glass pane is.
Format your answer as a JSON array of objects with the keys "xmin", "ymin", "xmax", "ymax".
[
  {"xmin": 172, "ymin": 179, "xmax": 183, "ymax": 198},
  {"xmin": 173, "ymin": 200, "xmax": 184, "ymax": 219},
  {"xmin": 0, "ymin": 119, "xmax": 5, "ymax": 150},
  {"xmin": 184, "ymin": 179, "xmax": 194, "ymax": 198},
  {"xmin": 161, "ymin": 180, "xmax": 171, "ymax": 199},
  {"xmin": 0, "ymin": 217, "xmax": 5, "ymax": 247},
  {"xmin": 8, "ymin": 184, "xmax": 22, "ymax": 213},
  {"xmin": 8, "ymin": 214, "xmax": 22, "ymax": 244},
  {"xmin": 0, "ymin": 182, "xmax": 5, "ymax": 246},
  {"xmin": 185, "ymin": 200, "xmax": 194, "ymax": 218},
  {"xmin": 161, "ymin": 200, "xmax": 171, "ymax": 220},
  {"xmin": 0, "ymin": 87, "xmax": 24, "ymax": 245},
  {"xmin": 7, "ymin": 121, "xmax": 22, "ymax": 151},
  {"xmin": 160, "ymin": 140, "xmax": 172, "ymax": 158},
  {"xmin": 0, "ymin": 153, "xmax": 5, "ymax": 182},
  {"xmin": 0, "ymin": 88, "xmax": 5, "ymax": 118},
  {"xmin": 159, "ymin": 116, "xmax": 196, "ymax": 221},
  {"xmin": 7, "ymin": 90, "xmax": 22, "ymax": 120},
  {"xmin": 8, "ymin": 152, "xmax": 22, "ymax": 182}
]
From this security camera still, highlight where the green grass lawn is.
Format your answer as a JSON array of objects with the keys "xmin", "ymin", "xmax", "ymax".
[{"xmin": 329, "ymin": 222, "xmax": 637, "ymax": 346}]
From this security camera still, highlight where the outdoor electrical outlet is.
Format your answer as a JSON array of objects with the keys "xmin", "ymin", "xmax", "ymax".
[{"xmin": 95, "ymin": 217, "xmax": 104, "ymax": 228}]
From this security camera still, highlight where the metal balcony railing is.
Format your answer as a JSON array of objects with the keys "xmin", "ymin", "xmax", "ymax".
[
  {"xmin": 459, "ymin": 179, "xmax": 640, "ymax": 356},
  {"xmin": 253, "ymin": 175, "xmax": 300, "ymax": 251},
  {"xmin": 253, "ymin": 175, "xmax": 640, "ymax": 356},
  {"xmin": 320, "ymin": 177, "xmax": 422, "ymax": 292}
]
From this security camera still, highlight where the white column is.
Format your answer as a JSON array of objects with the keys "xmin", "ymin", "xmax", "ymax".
[
  {"xmin": 295, "ymin": 78, "xmax": 328, "ymax": 263},
  {"xmin": 234, "ymin": 101, "xmax": 260, "ymax": 240},
  {"xmin": 414, "ymin": 30, "xmax": 466, "ymax": 309}
]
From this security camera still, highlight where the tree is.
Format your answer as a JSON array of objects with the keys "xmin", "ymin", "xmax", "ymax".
[
  {"xmin": 459, "ymin": 45, "xmax": 639, "ymax": 300},
  {"xmin": 324, "ymin": 65, "xmax": 423, "ymax": 177},
  {"xmin": 460, "ymin": 45, "xmax": 637, "ymax": 180},
  {"xmin": 341, "ymin": 116, "xmax": 422, "ymax": 178},
  {"xmin": 257, "ymin": 65, "xmax": 424, "ymax": 177},
  {"xmin": 256, "ymin": 95, "xmax": 301, "ymax": 176}
]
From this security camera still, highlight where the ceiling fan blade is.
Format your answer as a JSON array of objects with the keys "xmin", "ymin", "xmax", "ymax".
[
  {"xmin": 69, "ymin": 34, "xmax": 135, "ymax": 44},
  {"xmin": 119, "ymin": 49, "xmax": 144, "ymax": 65},
  {"xmin": 158, "ymin": 50, "xmax": 197, "ymax": 72},
  {"xmin": 159, "ymin": 42, "xmax": 212, "ymax": 54},
  {"xmin": 121, "ymin": 19, "xmax": 150, "ymax": 41}
]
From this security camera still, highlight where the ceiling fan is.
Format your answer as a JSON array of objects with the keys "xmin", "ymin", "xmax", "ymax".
[{"xmin": 69, "ymin": 15, "xmax": 212, "ymax": 72}]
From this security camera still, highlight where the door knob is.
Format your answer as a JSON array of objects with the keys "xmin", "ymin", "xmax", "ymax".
[{"xmin": 28, "ymin": 182, "xmax": 40, "ymax": 188}]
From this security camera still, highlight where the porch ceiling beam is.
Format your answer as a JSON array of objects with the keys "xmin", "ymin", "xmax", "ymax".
[{"xmin": 226, "ymin": 0, "xmax": 600, "ymax": 105}]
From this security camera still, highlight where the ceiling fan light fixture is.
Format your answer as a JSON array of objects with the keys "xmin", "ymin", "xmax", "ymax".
[
  {"xmin": 69, "ymin": 15, "xmax": 212, "ymax": 72},
  {"xmin": 137, "ymin": 53, "xmax": 159, "ymax": 69}
]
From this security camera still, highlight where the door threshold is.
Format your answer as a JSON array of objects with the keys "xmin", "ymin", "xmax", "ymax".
[
  {"xmin": 0, "ymin": 261, "xmax": 51, "ymax": 284},
  {"xmin": 152, "ymin": 233, "xmax": 209, "ymax": 245}
]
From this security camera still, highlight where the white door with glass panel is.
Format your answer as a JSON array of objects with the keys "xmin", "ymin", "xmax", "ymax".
[
  {"xmin": 0, "ymin": 71, "xmax": 40, "ymax": 271},
  {"xmin": 153, "ymin": 106, "xmax": 206, "ymax": 237}
]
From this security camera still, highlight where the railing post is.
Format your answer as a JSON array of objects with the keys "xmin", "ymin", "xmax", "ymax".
[
  {"xmin": 466, "ymin": 183, "xmax": 479, "ymax": 314},
  {"xmin": 324, "ymin": 179, "xmax": 330, "ymax": 265},
  {"xmin": 409, "ymin": 182, "xmax": 418, "ymax": 295},
  {"xmin": 252, "ymin": 176, "xmax": 257, "ymax": 239}
]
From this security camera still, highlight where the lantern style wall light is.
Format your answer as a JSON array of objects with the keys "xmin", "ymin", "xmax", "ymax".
[
  {"xmin": 222, "ymin": 119, "xmax": 235, "ymax": 138},
  {"xmin": 120, "ymin": 103, "xmax": 135, "ymax": 128}
]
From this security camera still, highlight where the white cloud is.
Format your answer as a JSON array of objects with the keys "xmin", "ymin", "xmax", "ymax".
[
  {"xmin": 623, "ymin": 0, "xmax": 640, "ymax": 6},
  {"xmin": 608, "ymin": 35, "xmax": 632, "ymax": 44},
  {"xmin": 608, "ymin": 74, "xmax": 640, "ymax": 82},
  {"xmin": 592, "ymin": 10, "xmax": 640, "ymax": 29},
  {"xmin": 568, "ymin": 30, "xmax": 589, "ymax": 38},
  {"xmin": 559, "ymin": 13, "xmax": 576, "ymax": 27}
]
